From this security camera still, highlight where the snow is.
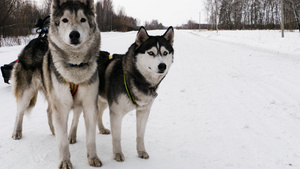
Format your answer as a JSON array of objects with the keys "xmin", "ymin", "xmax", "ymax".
[
  {"xmin": 197, "ymin": 30, "xmax": 300, "ymax": 56},
  {"xmin": 1, "ymin": 29, "xmax": 300, "ymax": 169},
  {"xmin": 0, "ymin": 35, "xmax": 36, "ymax": 47}
]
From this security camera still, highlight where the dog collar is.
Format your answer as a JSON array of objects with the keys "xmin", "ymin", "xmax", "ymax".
[
  {"xmin": 123, "ymin": 74, "xmax": 136, "ymax": 104},
  {"xmin": 68, "ymin": 62, "xmax": 88, "ymax": 67}
]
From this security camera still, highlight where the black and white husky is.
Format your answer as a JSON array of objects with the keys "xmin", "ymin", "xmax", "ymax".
[
  {"xmin": 69, "ymin": 27, "xmax": 175, "ymax": 162},
  {"xmin": 11, "ymin": 0, "xmax": 102, "ymax": 168}
]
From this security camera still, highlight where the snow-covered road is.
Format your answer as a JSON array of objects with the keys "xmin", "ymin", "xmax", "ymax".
[
  {"xmin": 1, "ymin": 30, "xmax": 300, "ymax": 169},
  {"xmin": 172, "ymin": 30, "xmax": 300, "ymax": 169}
]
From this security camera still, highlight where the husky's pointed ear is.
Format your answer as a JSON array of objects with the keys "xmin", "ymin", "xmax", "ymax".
[
  {"xmin": 163, "ymin": 26, "xmax": 174, "ymax": 46},
  {"xmin": 80, "ymin": 0, "xmax": 95, "ymax": 12},
  {"xmin": 136, "ymin": 27, "xmax": 149, "ymax": 47},
  {"xmin": 52, "ymin": 0, "xmax": 60, "ymax": 10},
  {"xmin": 52, "ymin": 0, "xmax": 67, "ymax": 10}
]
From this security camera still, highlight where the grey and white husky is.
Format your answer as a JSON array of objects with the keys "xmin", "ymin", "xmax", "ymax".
[
  {"xmin": 69, "ymin": 27, "xmax": 175, "ymax": 162},
  {"xmin": 11, "ymin": 0, "xmax": 102, "ymax": 168}
]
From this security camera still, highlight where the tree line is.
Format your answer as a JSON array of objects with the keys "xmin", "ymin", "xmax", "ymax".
[
  {"xmin": 0, "ymin": 0, "xmax": 166, "ymax": 41},
  {"xmin": 95, "ymin": 0, "xmax": 138, "ymax": 31},
  {"xmin": 95, "ymin": 0, "xmax": 162, "ymax": 31},
  {"xmin": 0, "ymin": 0, "xmax": 47, "ymax": 38},
  {"xmin": 205, "ymin": 0, "xmax": 300, "ymax": 30}
]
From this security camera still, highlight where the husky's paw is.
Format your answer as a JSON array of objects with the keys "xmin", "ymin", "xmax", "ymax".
[
  {"xmin": 12, "ymin": 131, "xmax": 22, "ymax": 140},
  {"xmin": 58, "ymin": 160, "xmax": 73, "ymax": 169},
  {"xmin": 88, "ymin": 156, "xmax": 102, "ymax": 167},
  {"xmin": 114, "ymin": 152, "xmax": 125, "ymax": 162},
  {"xmin": 138, "ymin": 151, "xmax": 149, "ymax": 159},
  {"xmin": 68, "ymin": 136, "xmax": 77, "ymax": 144},
  {"xmin": 99, "ymin": 128, "xmax": 110, "ymax": 135}
]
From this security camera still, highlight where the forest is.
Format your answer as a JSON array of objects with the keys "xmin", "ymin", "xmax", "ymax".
[
  {"xmin": 204, "ymin": 0, "xmax": 300, "ymax": 30},
  {"xmin": 0, "ymin": 0, "xmax": 164, "ymax": 40}
]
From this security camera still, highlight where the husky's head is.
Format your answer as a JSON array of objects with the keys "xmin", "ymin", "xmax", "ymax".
[
  {"xmin": 49, "ymin": 0, "xmax": 100, "ymax": 52},
  {"xmin": 49, "ymin": 0, "xmax": 100, "ymax": 84},
  {"xmin": 134, "ymin": 27, "xmax": 174, "ymax": 80}
]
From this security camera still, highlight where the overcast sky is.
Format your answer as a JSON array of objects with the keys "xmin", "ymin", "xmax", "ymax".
[{"xmin": 112, "ymin": 0, "xmax": 206, "ymax": 26}]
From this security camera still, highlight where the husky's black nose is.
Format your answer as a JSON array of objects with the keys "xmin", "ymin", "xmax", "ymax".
[
  {"xmin": 158, "ymin": 63, "xmax": 167, "ymax": 73},
  {"xmin": 69, "ymin": 31, "xmax": 80, "ymax": 45}
]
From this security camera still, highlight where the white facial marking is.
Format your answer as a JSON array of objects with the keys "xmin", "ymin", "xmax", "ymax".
[
  {"xmin": 59, "ymin": 10, "xmax": 72, "ymax": 44},
  {"xmin": 58, "ymin": 9, "xmax": 90, "ymax": 46},
  {"xmin": 136, "ymin": 45, "xmax": 173, "ymax": 76},
  {"xmin": 76, "ymin": 10, "xmax": 90, "ymax": 44}
]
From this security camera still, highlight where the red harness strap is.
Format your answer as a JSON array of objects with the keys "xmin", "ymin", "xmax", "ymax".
[
  {"xmin": 64, "ymin": 78, "xmax": 79, "ymax": 97},
  {"xmin": 69, "ymin": 82, "xmax": 79, "ymax": 97}
]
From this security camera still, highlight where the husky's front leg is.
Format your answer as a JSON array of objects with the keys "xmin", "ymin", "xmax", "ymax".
[
  {"xmin": 136, "ymin": 108, "xmax": 151, "ymax": 159},
  {"xmin": 52, "ymin": 107, "xmax": 72, "ymax": 169},
  {"xmin": 110, "ymin": 110, "xmax": 125, "ymax": 162},
  {"xmin": 82, "ymin": 92, "xmax": 102, "ymax": 167},
  {"xmin": 83, "ymin": 109, "xmax": 102, "ymax": 166}
]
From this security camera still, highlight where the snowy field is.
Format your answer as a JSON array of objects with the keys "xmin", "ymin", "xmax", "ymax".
[{"xmin": 0, "ymin": 29, "xmax": 300, "ymax": 169}]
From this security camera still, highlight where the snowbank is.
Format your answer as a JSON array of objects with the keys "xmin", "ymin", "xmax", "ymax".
[{"xmin": 193, "ymin": 30, "xmax": 300, "ymax": 56}]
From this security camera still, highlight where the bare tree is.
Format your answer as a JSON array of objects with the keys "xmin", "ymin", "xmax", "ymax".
[
  {"xmin": 39, "ymin": 0, "xmax": 52, "ymax": 16},
  {"xmin": 96, "ymin": 0, "xmax": 114, "ymax": 31},
  {"xmin": 204, "ymin": 0, "xmax": 298, "ymax": 30},
  {"xmin": 95, "ymin": 0, "xmax": 138, "ymax": 32},
  {"xmin": 205, "ymin": 0, "xmax": 220, "ymax": 30},
  {"xmin": 219, "ymin": 0, "xmax": 233, "ymax": 29},
  {"xmin": 285, "ymin": 0, "xmax": 300, "ymax": 31},
  {"xmin": 0, "ymin": 0, "xmax": 24, "ymax": 37},
  {"xmin": 145, "ymin": 20, "xmax": 163, "ymax": 30}
]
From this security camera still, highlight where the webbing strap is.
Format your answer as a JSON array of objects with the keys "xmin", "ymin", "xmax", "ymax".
[
  {"xmin": 64, "ymin": 78, "xmax": 79, "ymax": 97},
  {"xmin": 123, "ymin": 74, "xmax": 136, "ymax": 104}
]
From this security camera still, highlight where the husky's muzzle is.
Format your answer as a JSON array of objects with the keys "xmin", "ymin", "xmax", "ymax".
[{"xmin": 69, "ymin": 30, "xmax": 80, "ymax": 45}]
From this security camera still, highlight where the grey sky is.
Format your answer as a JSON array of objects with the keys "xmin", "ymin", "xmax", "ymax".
[{"xmin": 112, "ymin": 0, "xmax": 206, "ymax": 26}]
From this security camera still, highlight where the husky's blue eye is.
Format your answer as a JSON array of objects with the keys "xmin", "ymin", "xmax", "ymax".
[
  {"xmin": 62, "ymin": 18, "xmax": 68, "ymax": 23},
  {"xmin": 148, "ymin": 51, "xmax": 155, "ymax": 56},
  {"xmin": 81, "ymin": 18, "xmax": 86, "ymax": 23},
  {"xmin": 163, "ymin": 51, "xmax": 168, "ymax": 56}
]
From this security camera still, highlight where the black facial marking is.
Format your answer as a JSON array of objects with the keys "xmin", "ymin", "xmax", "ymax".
[
  {"xmin": 135, "ymin": 35, "xmax": 174, "ymax": 56},
  {"xmin": 53, "ymin": 1, "xmax": 95, "ymax": 28}
]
